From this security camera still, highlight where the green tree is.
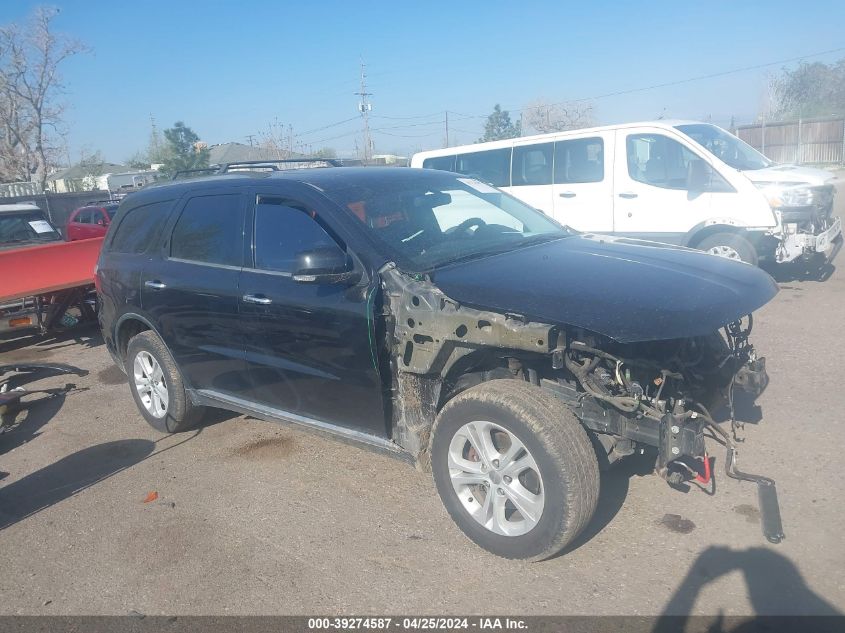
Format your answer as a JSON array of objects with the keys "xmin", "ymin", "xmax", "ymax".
[
  {"xmin": 478, "ymin": 104, "xmax": 521, "ymax": 142},
  {"xmin": 159, "ymin": 121, "xmax": 210, "ymax": 177},
  {"xmin": 773, "ymin": 58, "xmax": 845, "ymax": 119}
]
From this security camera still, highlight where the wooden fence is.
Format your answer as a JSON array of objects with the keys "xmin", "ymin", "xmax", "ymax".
[{"xmin": 735, "ymin": 116, "xmax": 845, "ymax": 165}]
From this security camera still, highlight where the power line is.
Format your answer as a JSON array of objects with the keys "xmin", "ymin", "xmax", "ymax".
[{"xmin": 452, "ymin": 45, "xmax": 845, "ymax": 119}]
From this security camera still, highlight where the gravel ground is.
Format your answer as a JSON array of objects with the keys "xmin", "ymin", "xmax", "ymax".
[{"xmin": 1, "ymin": 187, "xmax": 844, "ymax": 616}]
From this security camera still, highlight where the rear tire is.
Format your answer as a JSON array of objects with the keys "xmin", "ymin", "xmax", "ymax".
[
  {"xmin": 696, "ymin": 232, "xmax": 758, "ymax": 266},
  {"xmin": 125, "ymin": 330, "xmax": 203, "ymax": 433},
  {"xmin": 430, "ymin": 380, "xmax": 599, "ymax": 560}
]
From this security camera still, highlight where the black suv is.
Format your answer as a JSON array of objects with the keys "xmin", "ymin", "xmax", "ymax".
[{"xmin": 97, "ymin": 167, "xmax": 783, "ymax": 559}]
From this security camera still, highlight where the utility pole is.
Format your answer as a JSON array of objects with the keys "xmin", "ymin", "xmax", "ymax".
[
  {"xmin": 355, "ymin": 61, "xmax": 373, "ymax": 161},
  {"xmin": 444, "ymin": 111, "xmax": 449, "ymax": 147},
  {"xmin": 245, "ymin": 134, "xmax": 255, "ymax": 147}
]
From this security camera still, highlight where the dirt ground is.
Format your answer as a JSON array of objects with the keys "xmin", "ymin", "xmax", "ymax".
[{"xmin": 1, "ymin": 187, "xmax": 844, "ymax": 616}]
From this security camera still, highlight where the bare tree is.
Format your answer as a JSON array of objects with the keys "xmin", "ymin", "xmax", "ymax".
[
  {"xmin": 0, "ymin": 7, "xmax": 88, "ymax": 187},
  {"xmin": 523, "ymin": 98, "xmax": 595, "ymax": 134}
]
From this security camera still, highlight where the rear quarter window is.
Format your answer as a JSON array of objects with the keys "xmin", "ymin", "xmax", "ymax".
[{"xmin": 108, "ymin": 200, "xmax": 174, "ymax": 254}]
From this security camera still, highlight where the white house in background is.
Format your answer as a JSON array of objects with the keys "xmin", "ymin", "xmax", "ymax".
[{"xmin": 47, "ymin": 163, "xmax": 157, "ymax": 193}]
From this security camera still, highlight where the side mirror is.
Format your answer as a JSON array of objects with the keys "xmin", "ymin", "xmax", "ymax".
[
  {"xmin": 292, "ymin": 246, "xmax": 361, "ymax": 285},
  {"xmin": 687, "ymin": 160, "xmax": 711, "ymax": 192}
]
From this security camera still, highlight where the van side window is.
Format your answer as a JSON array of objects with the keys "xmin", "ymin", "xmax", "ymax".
[
  {"xmin": 253, "ymin": 198, "xmax": 340, "ymax": 273},
  {"xmin": 170, "ymin": 194, "xmax": 243, "ymax": 266},
  {"xmin": 422, "ymin": 155, "xmax": 456, "ymax": 171},
  {"xmin": 627, "ymin": 134, "xmax": 699, "ymax": 190},
  {"xmin": 454, "ymin": 148, "xmax": 511, "ymax": 187},
  {"xmin": 554, "ymin": 138, "xmax": 604, "ymax": 184},
  {"xmin": 512, "ymin": 143, "xmax": 553, "ymax": 186},
  {"xmin": 109, "ymin": 200, "xmax": 173, "ymax": 254}
]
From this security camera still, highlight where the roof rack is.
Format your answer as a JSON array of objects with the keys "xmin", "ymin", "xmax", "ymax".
[
  {"xmin": 171, "ymin": 158, "xmax": 344, "ymax": 180},
  {"xmin": 84, "ymin": 199, "xmax": 121, "ymax": 206}
]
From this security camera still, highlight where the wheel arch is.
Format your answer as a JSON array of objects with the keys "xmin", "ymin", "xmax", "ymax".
[
  {"xmin": 683, "ymin": 221, "xmax": 749, "ymax": 248},
  {"xmin": 115, "ymin": 312, "xmax": 162, "ymax": 362}
]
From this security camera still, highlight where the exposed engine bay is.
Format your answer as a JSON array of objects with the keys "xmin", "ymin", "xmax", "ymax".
[{"xmin": 380, "ymin": 265, "xmax": 784, "ymax": 544}]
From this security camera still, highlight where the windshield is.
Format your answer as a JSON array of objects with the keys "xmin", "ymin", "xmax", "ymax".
[
  {"xmin": 0, "ymin": 212, "xmax": 62, "ymax": 245},
  {"xmin": 320, "ymin": 173, "xmax": 569, "ymax": 270},
  {"xmin": 675, "ymin": 123, "xmax": 772, "ymax": 171}
]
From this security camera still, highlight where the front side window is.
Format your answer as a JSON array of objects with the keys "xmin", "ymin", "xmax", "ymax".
[
  {"xmin": 253, "ymin": 198, "xmax": 340, "ymax": 273},
  {"xmin": 554, "ymin": 138, "xmax": 604, "ymax": 184},
  {"xmin": 75, "ymin": 210, "xmax": 92, "ymax": 224},
  {"xmin": 512, "ymin": 143, "xmax": 553, "ymax": 186},
  {"xmin": 454, "ymin": 148, "xmax": 511, "ymax": 187},
  {"xmin": 170, "ymin": 194, "xmax": 242, "ymax": 266},
  {"xmin": 109, "ymin": 200, "xmax": 173, "ymax": 254},
  {"xmin": 626, "ymin": 134, "xmax": 700, "ymax": 190}
]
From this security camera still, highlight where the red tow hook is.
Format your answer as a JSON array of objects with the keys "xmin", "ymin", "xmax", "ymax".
[{"xmin": 696, "ymin": 452, "xmax": 712, "ymax": 484}]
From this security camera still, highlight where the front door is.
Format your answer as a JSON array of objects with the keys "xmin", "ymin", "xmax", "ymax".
[
  {"xmin": 238, "ymin": 190, "xmax": 387, "ymax": 436},
  {"xmin": 612, "ymin": 130, "xmax": 713, "ymax": 243},
  {"xmin": 140, "ymin": 191, "xmax": 248, "ymax": 393}
]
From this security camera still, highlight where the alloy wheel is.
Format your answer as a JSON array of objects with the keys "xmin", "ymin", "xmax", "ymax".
[
  {"xmin": 133, "ymin": 351, "xmax": 168, "ymax": 418},
  {"xmin": 447, "ymin": 421, "xmax": 544, "ymax": 536}
]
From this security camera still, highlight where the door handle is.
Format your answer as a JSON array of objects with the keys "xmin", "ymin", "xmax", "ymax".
[
  {"xmin": 144, "ymin": 280, "xmax": 167, "ymax": 290},
  {"xmin": 243, "ymin": 294, "xmax": 272, "ymax": 305},
  {"xmin": 618, "ymin": 192, "xmax": 638, "ymax": 199},
  {"xmin": 558, "ymin": 191, "xmax": 577, "ymax": 198}
]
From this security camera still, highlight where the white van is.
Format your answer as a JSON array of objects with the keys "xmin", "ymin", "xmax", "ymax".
[{"xmin": 411, "ymin": 121, "xmax": 841, "ymax": 266}]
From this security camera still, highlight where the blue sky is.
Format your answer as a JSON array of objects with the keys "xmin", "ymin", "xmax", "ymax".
[{"xmin": 2, "ymin": 1, "xmax": 844, "ymax": 163}]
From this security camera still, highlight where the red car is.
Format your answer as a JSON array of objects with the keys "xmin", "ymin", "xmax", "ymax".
[{"xmin": 65, "ymin": 201, "xmax": 120, "ymax": 241}]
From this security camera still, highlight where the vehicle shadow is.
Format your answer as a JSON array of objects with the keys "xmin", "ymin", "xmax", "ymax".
[
  {"xmin": 652, "ymin": 546, "xmax": 841, "ymax": 632},
  {"xmin": 0, "ymin": 323, "xmax": 103, "ymax": 356},
  {"xmin": 0, "ymin": 387, "xmax": 83, "ymax": 457},
  {"xmin": 558, "ymin": 451, "xmax": 656, "ymax": 556},
  {"xmin": 0, "ymin": 438, "xmax": 156, "ymax": 530}
]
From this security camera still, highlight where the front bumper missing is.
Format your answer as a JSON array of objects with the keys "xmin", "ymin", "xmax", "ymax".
[
  {"xmin": 775, "ymin": 215, "xmax": 842, "ymax": 263},
  {"xmin": 655, "ymin": 409, "xmax": 785, "ymax": 544}
]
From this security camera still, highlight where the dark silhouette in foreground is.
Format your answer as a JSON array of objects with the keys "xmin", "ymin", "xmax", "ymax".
[{"xmin": 654, "ymin": 546, "xmax": 841, "ymax": 633}]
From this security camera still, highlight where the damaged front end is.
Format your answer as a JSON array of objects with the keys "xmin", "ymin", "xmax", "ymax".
[
  {"xmin": 380, "ymin": 264, "xmax": 784, "ymax": 545},
  {"xmin": 545, "ymin": 321, "xmax": 784, "ymax": 544}
]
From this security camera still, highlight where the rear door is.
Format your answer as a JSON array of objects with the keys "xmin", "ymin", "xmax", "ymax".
[
  {"xmin": 550, "ymin": 133, "xmax": 614, "ymax": 232},
  {"xmin": 140, "ymin": 190, "xmax": 248, "ymax": 393},
  {"xmin": 508, "ymin": 141, "xmax": 554, "ymax": 214},
  {"xmin": 612, "ymin": 129, "xmax": 713, "ymax": 242},
  {"xmin": 238, "ymin": 186, "xmax": 387, "ymax": 435}
]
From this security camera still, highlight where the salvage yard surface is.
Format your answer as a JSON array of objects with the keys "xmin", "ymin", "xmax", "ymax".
[{"xmin": 1, "ymin": 186, "xmax": 844, "ymax": 615}]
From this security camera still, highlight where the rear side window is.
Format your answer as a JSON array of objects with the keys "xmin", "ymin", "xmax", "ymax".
[
  {"xmin": 422, "ymin": 155, "xmax": 456, "ymax": 171},
  {"xmin": 253, "ymin": 198, "xmax": 340, "ymax": 273},
  {"xmin": 455, "ymin": 148, "xmax": 511, "ymax": 187},
  {"xmin": 512, "ymin": 143, "xmax": 553, "ymax": 186},
  {"xmin": 109, "ymin": 200, "xmax": 173, "ymax": 254},
  {"xmin": 554, "ymin": 138, "xmax": 604, "ymax": 184},
  {"xmin": 171, "ymin": 194, "xmax": 243, "ymax": 266}
]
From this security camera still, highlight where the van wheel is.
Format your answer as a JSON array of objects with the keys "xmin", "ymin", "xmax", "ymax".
[
  {"xmin": 125, "ymin": 330, "xmax": 203, "ymax": 433},
  {"xmin": 696, "ymin": 232, "xmax": 758, "ymax": 266},
  {"xmin": 430, "ymin": 380, "xmax": 599, "ymax": 560}
]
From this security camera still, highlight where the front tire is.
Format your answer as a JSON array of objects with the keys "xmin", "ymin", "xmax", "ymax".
[
  {"xmin": 696, "ymin": 232, "xmax": 759, "ymax": 266},
  {"xmin": 125, "ymin": 330, "xmax": 203, "ymax": 433},
  {"xmin": 430, "ymin": 380, "xmax": 599, "ymax": 560}
]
